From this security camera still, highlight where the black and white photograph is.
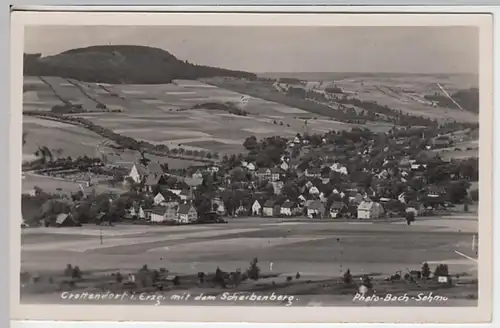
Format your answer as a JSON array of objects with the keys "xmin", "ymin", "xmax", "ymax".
[{"xmin": 10, "ymin": 10, "xmax": 493, "ymax": 323}]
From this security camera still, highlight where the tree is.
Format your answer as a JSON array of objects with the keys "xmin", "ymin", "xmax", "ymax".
[
  {"xmin": 421, "ymin": 262, "xmax": 431, "ymax": 279},
  {"xmin": 247, "ymin": 257, "xmax": 260, "ymax": 281},
  {"xmin": 434, "ymin": 264, "xmax": 449, "ymax": 277},
  {"xmin": 243, "ymin": 136, "xmax": 258, "ymax": 151},
  {"xmin": 64, "ymin": 264, "xmax": 73, "ymax": 276}
]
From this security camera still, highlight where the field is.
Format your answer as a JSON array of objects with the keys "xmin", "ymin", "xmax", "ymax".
[
  {"xmin": 20, "ymin": 215, "xmax": 478, "ymax": 306},
  {"xmin": 214, "ymin": 74, "xmax": 479, "ymax": 124},
  {"xmin": 23, "ymin": 76, "xmax": 399, "ymax": 160}
]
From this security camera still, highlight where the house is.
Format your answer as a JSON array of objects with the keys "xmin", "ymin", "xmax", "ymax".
[
  {"xmin": 145, "ymin": 174, "xmax": 167, "ymax": 192},
  {"xmin": 307, "ymin": 200, "xmax": 325, "ymax": 218},
  {"xmin": 305, "ymin": 168, "xmax": 321, "ymax": 178},
  {"xmin": 309, "ymin": 186, "xmax": 320, "ymax": 195},
  {"xmin": 147, "ymin": 162, "xmax": 165, "ymax": 176},
  {"xmin": 208, "ymin": 165, "xmax": 220, "ymax": 173},
  {"xmin": 192, "ymin": 170, "xmax": 204, "ymax": 180},
  {"xmin": 55, "ymin": 213, "xmax": 78, "ymax": 227},
  {"xmin": 255, "ymin": 168, "xmax": 271, "ymax": 180},
  {"xmin": 138, "ymin": 206, "xmax": 146, "ymax": 220},
  {"xmin": 177, "ymin": 203, "xmax": 198, "ymax": 224},
  {"xmin": 272, "ymin": 181, "xmax": 284, "ymax": 195},
  {"xmin": 28, "ymin": 187, "xmax": 42, "ymax": 197},
  {"xmin": 350, "ymin": 192, "xmax": 364, "ymax": 205},
  {"xmin": 235, "ymin": 205, "xmax": 248, "ymax": 216},
  {"xmin": 270, "ymin": 168, "xmax": 282, "ymax": 182},
  {"xmin": 211, "ymin": 198, "xmax": 226, "ymax": 215},
  {"xmin": 127, "ymin": 164, "xmax": 146, "ymax": 184},
  {"xmin": 280, "ymin": 201, "xmax": 298, "ymax": 216},
  {"xmin": 149, "ymin": 206, "xmax": 169, "ymax": 223},
  {"xmin": 329, "ymin": 202, "xmax": 347, "ymax": 218},
  {"xmin": 357, "ymin": 201, "xmax": 384, "ymax": 219},
  {"xmin": 280, "ymin": 161, "xmax": 289, "ymax": 171},
  {"xmin": 262, "ymin": 200, "xmax": 276, "ymax": 217},
  {"xmin": 251, "ymin": 200, "xmax": 262, "ymax": 216},
  {"xmin": 432, "ymin": 137, "xmax": 452, "ymax": 148},
  {"xmin": 154, "ymin": 190, "xmax": 177, "ymax": 205},
  {"xmin": 179, "ymin": 189, "xmax": 192, "ymax": 201}
]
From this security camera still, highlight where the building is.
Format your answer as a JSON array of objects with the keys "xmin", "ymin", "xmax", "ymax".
[
  {"xmin": 357, "ymin": 201, "xmax": 384, "ymax": 219},
  {"xmin": 251, "ymin": 200, "xmax": 262, "ymax": 216},
  {"xmin": 192, "ymin": 170, "xmax": 204, "ymax": 180},
  {"xmin": 179, "ymin": 189, "xmax": 192, "ymax": 201},
  {"xmin": 280, "ymin": 201, "xmax": 298, "ymax": 216},
  {"xmin": 211, "ymin": 198, "xmax": 226, "ymax": 215},
  {"xmin": 309, "ymin": 186, "xmax": 320, "ymax": 195},
  {"xmin": 329, "ymin": 202, "xmax": 347, "ymax": 218},
  {"xmin": 255, "ymin": 168, "xmax": 271, "ymax": 180},
  {"xmin": 149, "ymin": 206, "xmax": 169, "ymax": 223},
  {"xmin": 127, "ymin": 164, "xmax": 146, "ymax": 184},
  {"xmin": 280, "ymin": 161, "xmax": 289, "ymax": 171},
  {"xmin": 270, "ymin": 168, "xmax": 282, "ymax": 182},
  {"xmin": 262, "ymin": 200, "xmax": 276, "ymax": 217},
  {"xmin": 55, "ymin": 213, "xmax": 78, "ymax": 227},
  {"xmin": 177, "ymin": 203, "xmax": 198, "ymax": 224},
  {"xmin": 306, "ymin": 200, "xmax": 326, "ymax": 218},
  {"xmin": 246, "ymin": 163, "xmax": 256, "ymax": 171},
  {"xmin": 305, "ymin": 168, "xmax": 321, "ymax": 178},
  {"xmin": 272, "ymin": 181, "xmax": 284, "ymax": 195},
  {"xmin": 145, "ymin": 174, "xmax": 167, "ymax": 193},
  {"xmin": 154, "ymin": 190, "xmax": 177, "ymax": 206}
]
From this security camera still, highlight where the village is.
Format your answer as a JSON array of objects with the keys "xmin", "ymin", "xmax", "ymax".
[{"xmin": 21, "ymin": 122, "xmax": 478, "ymax": 228}]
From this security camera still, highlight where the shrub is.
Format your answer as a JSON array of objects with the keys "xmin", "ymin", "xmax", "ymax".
[
  {"xmin": 71, "ymin": 266, "xmax": 82, "ymax": 279},
  {"xmin": 116, "ymin": 272, "xmax": 123, "ymax": 283},
  {"xmin": 172, "ymin": 276, "xmax": 180, "ymax": 286},
  {"xmin": 286, "ymin": 276, "xmax": 293, "ymax": 282},
  {"xmin": 295, "ymin": 272, "xmax": 301, "ymax": 279},
  {"xmin": 140, "ymin": 264, "xmax": 149, "ymax": 272},
  {"xmin": 343, "ymin": 269, "xmax": 352, "ymax": 284}
]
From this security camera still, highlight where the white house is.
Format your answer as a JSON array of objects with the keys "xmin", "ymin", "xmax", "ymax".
[
  {"xmin": 177, "ymin": 203, "xmax": 198, "ymax": 224},
  {"xmin": 280, "ymin": 201, "xmax": 298, "ymax": 216},
  {"xmin": 149, "ymin": 207, "xmax": 168, "ymax": 223},
  {"xmin": 262, "ymin": 200, "xmax": 276, "ymax": 217},
  {"xmin": 357, "ymin": 201, "xmax": 384, "ymax": 219},
  {"xmin": 138, "ymin": 206, "xmax": 146, "ymax": 220},
  {"xmin": 251, "ymin": 200, "xmax": 262, "ymax": 216},
  {"xmin": 246, "ymin": 163, "xmax": 256, "ymax": 171},
  {"xmin": 309, "ymin": 186, "xmax": 320, "ymax": 195}
]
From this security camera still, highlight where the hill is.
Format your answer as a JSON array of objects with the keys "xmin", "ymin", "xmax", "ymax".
[{"xmin": 23, "ymin": 45, "xmax": 257, "ymax": 84}]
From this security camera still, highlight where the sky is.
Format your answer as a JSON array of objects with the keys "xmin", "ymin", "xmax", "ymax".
[{"xmin": 24, "ymin": 26, "xmax": 479, "ymax": 74}]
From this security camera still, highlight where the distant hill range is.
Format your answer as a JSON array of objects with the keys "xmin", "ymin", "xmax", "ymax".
[
  {"xmin": 24, "ymin": 45, "xmax": 257, "ymax": 84},
  {"xmin": 258, "ymin": 71, "xmax": 478, "ymax": 84}
]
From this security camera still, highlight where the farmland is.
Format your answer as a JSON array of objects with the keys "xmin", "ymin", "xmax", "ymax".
[
  {"xmin": 20, "ymin": 215, "xmax": 478, "ymax": 306},
  {"xmin": 23, "ymin": 76, "xmax": 396, "ymax": 161}
]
